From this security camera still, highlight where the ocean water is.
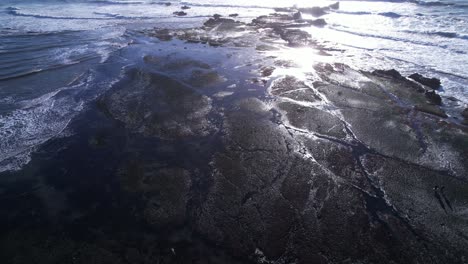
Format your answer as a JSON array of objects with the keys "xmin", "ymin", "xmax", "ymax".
[{"xmin": 0, "ymin": 0, "xmax": 467, "ymax": 172}]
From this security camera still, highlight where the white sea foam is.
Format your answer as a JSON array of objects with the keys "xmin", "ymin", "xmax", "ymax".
[
  {"xmin": 0, "ymin": 83, "xmax": 85, "ymax": 172},
  {"xmin": 0, "ymin": 69, "xmax": 123, "ymax": 172}
]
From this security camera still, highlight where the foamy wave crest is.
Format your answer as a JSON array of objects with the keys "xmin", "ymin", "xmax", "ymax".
[
  {"xmin": 0, "ymin": 86, "xmax": 83, "ymax": 172},
  {"xmin": 0, "ymin": 27, "xmax": 129, "ymax": 80},
  {"xmin": 329, "ymin": 26, "xmax": 461, "ymax": 51},
  {"xmin": 0, "ymin": 71, "xmax": 121, "ymax": 173},
  {"xmin": 6, "ymin": 6, "xmax": 111, "ymax": 20}
]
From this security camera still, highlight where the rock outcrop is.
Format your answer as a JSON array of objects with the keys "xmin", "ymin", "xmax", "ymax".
[{"xmin": 409, "ymin": 73, "xmax": 441, "ymax": 90}]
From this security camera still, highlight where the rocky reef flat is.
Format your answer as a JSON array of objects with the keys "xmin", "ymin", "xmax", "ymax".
[{"xmin": 0, "ymin": 6, "xmax": 467, "ymax": 264}]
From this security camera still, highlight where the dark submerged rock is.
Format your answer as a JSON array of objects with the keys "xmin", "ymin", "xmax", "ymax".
[
  {"xmin": 181, "ymin": 5, "xmax": 190, "ymax": 10},
  {"xmin": 409, "ymin": 73, "xmax": 441, "ymax": 90},
  {"xmin": 119, "ymin": 163, "xmax": 191, "ymax": 227},
  {"xmin": 100, "ymin": 69, "xmax": 214, "ymax": 139},
  {"xmin": 173, "ymin": 11, "xmax": 187, "ymax": 16},
  {"xmin": 309, "ymin": 18, "xmax": 327, "ymax": 27}
]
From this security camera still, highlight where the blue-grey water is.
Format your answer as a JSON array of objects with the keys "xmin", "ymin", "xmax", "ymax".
[{"xmin": 0, "ymin": 0, "xmax": 467, "ymax": 172}]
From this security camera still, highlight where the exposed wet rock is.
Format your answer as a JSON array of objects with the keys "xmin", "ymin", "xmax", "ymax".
[
  {"xmin": 462, "ymin": 108, "xmax": 468, "ymax": 119},
  {"xmin": 409, "ymin": 73, "xmax": 441, "ymax": 90},
  {"xmin": 315, "ymin": 63, "xmax": 466, "ymax": 177},
  {"xmin": 157, "ymin": 2, "xmax": 171, "ymax": 6},
  {"xmin": 329, "ymin": 2, "xmax": 340, "ymax": 10},
  {"xmin": 274, "ymin": 59, "xmax": 298, "ymax": 68},
  {"xmin": 173, "ymin": 11, "xmax": 187, "ymax": 16},
  {"xmin": 416, "ymin": 119, "xmax": 468, "ymax": 179},
  {"xmin": 203, "ymin": 17, "xmax": 243, "ymax": 32},
  {"xmin": 251, "ymin": 14, "xmax": 295, "ymax": 27},
  {"xmin": 144, "ymin": 12, "xmax": 321, "ymax": 51},
  {"xmin": 254, "ymin": 44, "xmax": 277, "ymax": 51},
  {"xmin": 326, "ymin": 93, "xmax": 422, "ymax": 159},
  {"xmin": 372, "ymin": 69, "xmax": 403, "ymax": 79},
  {"xmin": 425, "ymin": 90, "xmax": 442, "ymax": 105},
  {"xmin": 368, "ymin": 68, "xmax": 426, "ymax": 94},
  {"xmin": 293, "ymin": 11, "xmax": 302, "ymax": 20},
  {"xmin": 276, "ymin": 28, "xmax": 312, "ymax": 46},
  {"xmin": 143, "ymin": 54, "xmax": 225, "ymax": 88},
  {"xmin": 415, "ymin": 104, "xmax": 447, "ymax": 118},
  {"xmin": 260, "ymin": 66, "xmax": 275, "ymax": 77},
  {"xmin": 181, "ymin": 5, "xmax": 190, "ymax": 10},
  {"xmin": 251, "ymin": 13, "xmax": 325, "ymax": 30},
  {"xmin": 362, "ymin": 154, "xmax": 468, "ymax": 262},
  {"xmin": 318, "ymin": 50, "xmax": 332, "ymax": 56},
  {"xmin": 302, "ymin": 138, "xmax": 373, "ymax": 192},
  {"xmin": 309, "ymin": 18, "xmax": 327, "ymax": 27},
  {"xmin": 148, "ymin": 28, "xmax": 173, "ymax": 41},
  {"xmin": 228, "ymin": 13, "xmax": 238, "ymax": 17},
  {"xmin": 100, "ymin": 69, "xmax": 214, "ymax": 139},
  {"xmin": 195, "ymin": 98, "xmax": 299, "ymax": 259},
  {"xmin": 194, "ymin": 96, "xmax": 446, "ymax": 262},
  {"xmin": 277, "ymin": 101, "xmax": 347, "ymax": 139},
  {"xmin": 270, "ymin": 76, "xmax": 321, "ymax": 102}
]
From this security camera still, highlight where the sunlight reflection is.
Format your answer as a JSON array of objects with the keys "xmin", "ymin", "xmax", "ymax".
[{"xmin": 267, "ymin": 46, "xmax": 333, "ymax": 79}]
